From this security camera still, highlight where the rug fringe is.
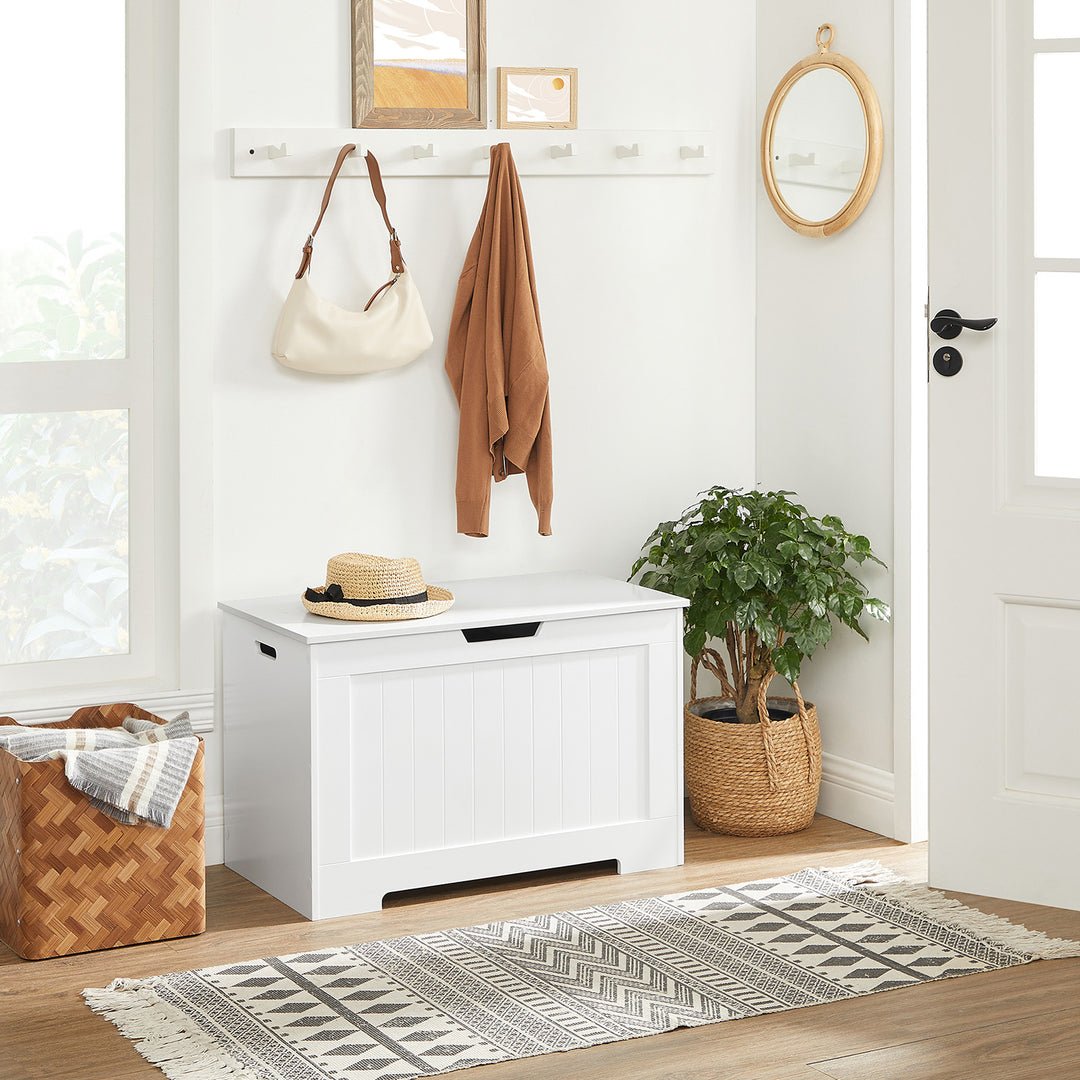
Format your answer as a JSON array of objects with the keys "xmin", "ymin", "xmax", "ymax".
[
  {"xmin": 817, "ymin": 862, "xmax": 1080, "ymax": 961},
  {"xmin": 83, "ymin": 981, "xmax": 250, "ymax": 1079},
  {"xmin": 817, "ymin": 859, "xmax": 907, "ymax": 887}
]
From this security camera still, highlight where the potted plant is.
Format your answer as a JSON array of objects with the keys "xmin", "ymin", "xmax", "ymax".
[{"xmin": 631, "ymin": 485, "xmax": 890, "ymax": 836}]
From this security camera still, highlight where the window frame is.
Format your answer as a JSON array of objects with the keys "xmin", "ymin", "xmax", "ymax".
[
  {"xmin": 0, "ymin": 1, "xmax": 180, "ymax": 703},
  {"xmin": 1002, "ymin": 3, "xmax": 1080, "ymax": 505}
]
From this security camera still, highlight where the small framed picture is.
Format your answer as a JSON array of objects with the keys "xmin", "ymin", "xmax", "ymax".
[{"xmin": 497, "ymin": 67, "xmax": 578, "ymax": 129}]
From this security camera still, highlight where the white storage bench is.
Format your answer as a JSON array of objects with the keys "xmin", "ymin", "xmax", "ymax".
[{"xmin": 220, "ymin": 571, "xmax": 688, "ymax": 919}]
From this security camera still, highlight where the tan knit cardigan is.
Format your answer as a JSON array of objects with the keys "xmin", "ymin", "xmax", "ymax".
[{"xmin": 444, "ymin": 144, "xmax": 553, "ymax": 537}]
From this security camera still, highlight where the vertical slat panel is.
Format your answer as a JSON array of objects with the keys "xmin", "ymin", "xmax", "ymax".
[
  {"xmin": 503, "ymin": 659, "xmax": 535, "ymax": 838},
  {"xmin": 316, "ymin": 677, "xmax": 350, "ymax": 867},
  {"xmin": 411, "ymin": 670, "xmax": 446, "ymax": 853},
  {"xmin": 442, "ymin": 666, "xmax": 476, "ymax": 847},
  {"xmin": 617, "ymin": 648, "xmax": 648, "ymax": 821},
  {"xmin": 588, "ymin": 651, "xmax": 622, "ymax": 825},
  {"xmin": 648, "ymin": 637, "xmax": 681, "ymax": 820},
  {"xmin": 560, "ymin": 653, "xmax": 592, "ymax": 830},
  {"xmin": 349, "ymin": 676, "xmax": 385, "ymax": 860},
  {"xmin": 380, "ymin": 672, "xmax": 416, "ymax": 855},
  {"xmin": 472, "ymin": 664, "xmax": 505, "ymax": 842},
  {"xmin": 531, "ymin": 655, "xmax": 564, "ymax": 835}
]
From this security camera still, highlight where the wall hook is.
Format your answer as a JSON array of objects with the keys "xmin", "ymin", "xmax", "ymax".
[
  {"xmin": 266, "ymin": 142, "xmax": 290, "ymax": 160},
  {"xmin": 615, "ymin": 143, "xmax": 642, "ymax": 159},
  {"xmin": 787, "ymin": 152, "xmax": 816, "ymax": 166},
  {"xmin": 476, "ymin": 145, "xmax": 493, "ymax": 160},
  {"xmin": 549, "ymin": 143, "xmax": 578, "ymax": 159},
  {"xmin": 680, "ymin": 144, "xmax": 706, "ymax": 159},
  {"xmin": 412, "ymin": 143, "xmax": 437, "ymax": 159}
]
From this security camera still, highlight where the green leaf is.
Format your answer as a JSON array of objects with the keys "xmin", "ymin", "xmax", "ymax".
[
  {"xmin": 772, "ymin": 642, "xmax": 802, "ymax": 682},
  {"xmin": 684, "ymin": 625, "xmax": 707, "ymax": 658},
  {"xmin": 17, "ymin": 275, "xmax": 66, "ymax": 290},
  {"xmin": 866, "ymin": 598, "xmax": 892, "ymax": 621},
  {"xmin": 731, "ymin": 563, "xmax": 757, "ymax": 591},
  {"xmin": 642, "ymin": 570, "xmax": 672, "ymax": 592},
  {"xmin": 34, "ymin": 235, "xmax": 68, "ymax": 256}
]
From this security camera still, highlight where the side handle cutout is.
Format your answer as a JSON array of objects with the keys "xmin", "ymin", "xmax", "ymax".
[
  {"xmin": 461, "ymin": 622, "xmax": 541, "ymax": 643},
  {"xmin": 258, "ymin": 641, "xmax": 277, "ymax": 660}
]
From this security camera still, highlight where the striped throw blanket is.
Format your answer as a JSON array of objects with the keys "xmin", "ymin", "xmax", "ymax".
[{"xmin": 0, "ymin": 713, "xmax": 197, "ymax": 827}]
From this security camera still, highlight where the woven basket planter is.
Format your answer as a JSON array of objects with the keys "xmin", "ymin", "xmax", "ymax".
[
  {"xmin": 684, "ymin": 653, "xmax": 822, "ymax": 837},
  {"xmin": 0, "ymin": 703, "xmax": 205, "ymax": 960}
]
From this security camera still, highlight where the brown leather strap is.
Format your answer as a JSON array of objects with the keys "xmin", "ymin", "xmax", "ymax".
[
  {"xmin": 295, "ymin": 144, "xmax": 357, "ymax": 279},
  {"xmin": 363, "ymin": 277, "xmax": 397, "ymax": 312},
  {"xmin": 365, "ymin": 151, "xmax": 405, "ymax": 274},
  {"xmin": 294, "ymin": 145, "xmax": 407, "ymax": 279}
]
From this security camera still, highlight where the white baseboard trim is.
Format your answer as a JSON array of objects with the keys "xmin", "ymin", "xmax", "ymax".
[
  {"xmin": 5, "ymin": 689, "xmax": 216, "ymax": 735},
  {"xmin": 205, "ymin": 794, "xmax": 224, "ymax": 867},
  {"xmin": 817, "ymin": 752, "xmax": 896, "ymax": 838}
]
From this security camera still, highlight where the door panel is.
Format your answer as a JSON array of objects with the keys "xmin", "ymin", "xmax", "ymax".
[{"xmin": 929, "ymin": 0, "xmax": 1080, "ymax": 909}]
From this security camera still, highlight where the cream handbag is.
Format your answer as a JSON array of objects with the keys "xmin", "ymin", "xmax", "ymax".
[{"xmin": 271, "ymin": 144, "xmax": 434, "ymax": 375}]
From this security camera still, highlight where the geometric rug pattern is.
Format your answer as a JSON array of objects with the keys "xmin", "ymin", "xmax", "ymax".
[{"xmin": 84, "ymin": 863, "xmax": 1080, "ymax": 1080}]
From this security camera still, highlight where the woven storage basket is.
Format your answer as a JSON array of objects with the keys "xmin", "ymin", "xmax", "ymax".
[
  {"xmin": 0, "ymin": 703, "xmax": 205, "ymax": 960},
  {"xmin": 684, "ymin": 651, "xmax": 822, "ymax": 837}
]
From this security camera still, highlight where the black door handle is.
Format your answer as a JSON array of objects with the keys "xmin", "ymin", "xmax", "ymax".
[{"xmin": 930, "ymin": 308, "xmax": 998, "ymax": 340}]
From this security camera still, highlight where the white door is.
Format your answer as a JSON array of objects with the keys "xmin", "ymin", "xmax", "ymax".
[{"xmin": 929, "ymin": 0, "xmax": 1080, "ymax": 909}]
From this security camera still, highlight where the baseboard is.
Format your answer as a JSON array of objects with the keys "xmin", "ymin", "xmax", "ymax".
[
  {"xmin": 817, "ymin": 752, "xmax": 896, "ymax": 837},
  {"xmin": 6, "ymin": 689, "xmax": 216, "ymax": 734},
  {"xmin": 205, "ymin": 794, "xmax": 224, "ymax": 866}
]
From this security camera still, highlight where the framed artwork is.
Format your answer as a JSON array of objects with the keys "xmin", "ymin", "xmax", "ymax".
[
  {"xmin": 497, "ymin": 67, "xmax": 578, "ymax": 129},
  {"xmin": 352, "ymin": 0, "xmax": 486, "ymax": 128}
]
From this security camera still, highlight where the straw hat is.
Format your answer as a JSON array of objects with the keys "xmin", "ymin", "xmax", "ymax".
[{"xmin": 302, "ymin": 553, "xmax": 454, "ymax": 621}]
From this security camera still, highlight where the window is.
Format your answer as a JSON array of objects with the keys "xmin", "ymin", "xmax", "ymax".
[
  {"xmin": 0, "ymin": 3, "xmax": 176, "ymax": 697},
  {"xmin": 1032, "ymin": 6, "xmax": 1080, "ymax": 477}
]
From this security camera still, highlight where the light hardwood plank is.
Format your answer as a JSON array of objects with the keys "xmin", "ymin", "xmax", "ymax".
[
  {"xmin": 754, "ymin": 1069, "xmax": 834, "ymax": 1080},
  {"xmin": 812, "ymin": 1007, "xmax": 1080, "ymax": 1080}
]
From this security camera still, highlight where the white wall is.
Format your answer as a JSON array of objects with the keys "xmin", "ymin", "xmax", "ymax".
[
  {"xmin": 756, "ymin": 2, "xmax": 904, "ymax": 835},
  {"xmin": 189, "ymin": 0, "xmax": 759, "ymax": 862}
]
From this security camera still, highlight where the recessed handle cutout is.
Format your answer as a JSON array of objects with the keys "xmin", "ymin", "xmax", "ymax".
[
  {"xmin": 461, "ymin": 622, "xmax": 541, "ymax": 643},
  {"xmin": 258, "ymin": 641, "xmax": 277, "ymax": 659}
]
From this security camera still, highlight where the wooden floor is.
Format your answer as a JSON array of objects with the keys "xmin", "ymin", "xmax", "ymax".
[{"xmin": 1, "ymin": 815, "xmax": 1078, "ymax": 1080}]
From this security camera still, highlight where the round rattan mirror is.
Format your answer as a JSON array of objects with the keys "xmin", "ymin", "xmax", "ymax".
[{"xmin": 760, "ymin": 25, "xmax": 883, "ymax": 238}]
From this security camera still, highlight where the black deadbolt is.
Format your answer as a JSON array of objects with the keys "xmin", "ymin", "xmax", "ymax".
[{"xmin": 933, "ymin": 346, "xmax": 963, "ymax": 377}]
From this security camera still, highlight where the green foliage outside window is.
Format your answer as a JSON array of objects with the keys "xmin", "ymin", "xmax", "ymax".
[{"xmin": 0, "ymin": 233, "xmax": 129, "ymax": 664}]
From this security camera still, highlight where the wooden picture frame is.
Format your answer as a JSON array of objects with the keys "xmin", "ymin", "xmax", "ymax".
[
  {"xmin": 497, "ymin": 67, "xmax": 578, "ymax": 130},
  {"xmin": 351, "ymin": 0, "xmax": 486, "ymax": 129}
]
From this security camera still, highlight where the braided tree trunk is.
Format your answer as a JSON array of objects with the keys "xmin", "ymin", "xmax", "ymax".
[{"xmin": 698, "ymin": 625, "xmax": 781, "ymax": 724}]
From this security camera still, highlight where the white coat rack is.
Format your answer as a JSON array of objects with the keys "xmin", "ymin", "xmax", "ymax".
[{"xmin": 231, "ymin": 128, "xmax": 715, "ymax": 178}]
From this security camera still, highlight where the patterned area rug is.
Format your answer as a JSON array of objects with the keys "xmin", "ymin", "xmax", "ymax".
[{"xmin": 84, "ymin": 861, "xmax": 1079, "ymax": 1080}]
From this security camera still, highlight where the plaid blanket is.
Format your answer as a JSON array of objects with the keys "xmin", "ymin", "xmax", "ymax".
[{"xmin": 0, "ymin": 713, "xmax": 198, "ymax": 827}]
